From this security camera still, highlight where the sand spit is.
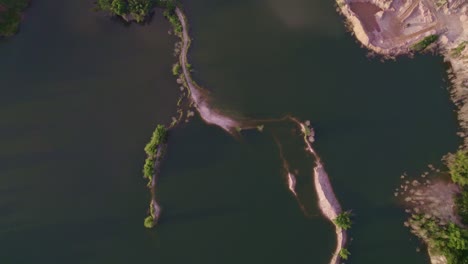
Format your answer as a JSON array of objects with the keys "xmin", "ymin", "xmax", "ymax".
[
  {"xmin": 313, "ymin": 162, "xmax": 348, "ymax": 264},
  {"xmin": 148, "ymin": 141, "xmax": 167, "ymax": 225},
  {"xmin": 290, "ymin": 118, "xmax": 347, "ymax": 264},
  {"xmin": 275, "ymin": 137, "xmax": 299, "ymax": 198},
  {"xmin": 175, "ymin": 8, "xmax": 241, "ymax": 134},
  {"xmin": 287, "ymin": 172, "xmax": 298, "ymax": 196}
]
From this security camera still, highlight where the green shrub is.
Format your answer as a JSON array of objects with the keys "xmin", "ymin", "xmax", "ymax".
[
  {"xmin": 334, "ymin": 211, "xmax": 352, "ymax": 230},
  {"xmin": 163, "ymin": 8, "xmax": 182, "ymax": 33},
  {"xmin": 97, "ymin": 0, "xmax": 112, "ymax": 10},
  {"xmin": 172, "ymin": 63, "xmax": 181, "ymax": 76},
  {"xmin": 0, "ymin": 0, "xmax": 30, "ymax": 37},
  {"xmin": 111, "ymin": 0, "xmax": 128, "ymax": 16},
  {"xmin": 449, "ymin": 150, "xmax": 468, "ymax": 186},
  {"xmin": 339, "ymin": 248, "xmax": 351, "ymax": 260},
  {"xmin": 144, "ymin": 124, "xmax": 167, "ymax": 155},
  {"xmin": 144, "ymin": 215, "xmax": 155, "ymax": 228},
  {"xmin": 451, "ymin": 42, "xmax": 467, "ymax": 58},
  {"xmin": 411, "ymin": 35, "xmax": 439, "ymax": 52},
  {"xmin": 456, "ymin": 189, "xmax": 468, "ymax": 225},
  {"xmin": 143, "ymin": 158, "xmax": 154, "ymax": 179},
  {"xmin": 128, "ymin": 0, "xmax": 152, "ymax": 22}
]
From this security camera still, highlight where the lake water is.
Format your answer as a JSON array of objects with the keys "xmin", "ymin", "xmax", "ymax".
[{"xmin": 0, "ymin": 0, "xmax": 460, "ymax": 263}]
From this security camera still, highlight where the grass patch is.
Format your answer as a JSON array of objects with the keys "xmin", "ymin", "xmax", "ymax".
[
  {"xmin": 411, "ymin": 35, "xmax": 439, "ymax": 52},
  {"xmin": 451, "ymin": 42, "xmax": 467, "ymax": 58}
]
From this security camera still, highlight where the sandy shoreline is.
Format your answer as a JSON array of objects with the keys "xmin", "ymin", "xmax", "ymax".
[
  {"xmin": 336, "ymin": 0, "xmax": 468, "ymax": 148},
  {"xmin": 337, "ymin": 0, "xmax": 468, "ymax": 262}
]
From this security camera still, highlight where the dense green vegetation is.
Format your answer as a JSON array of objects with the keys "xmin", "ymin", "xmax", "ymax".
[
  {"xmin": 0, "ymin": 0, "xmax": 29, "ymax": 37},
  {"xmin": 144, "ymin": 124, "xmax": 167, "ymax": 155},
  {"xmin": 172, "ymin": 63, "xmax": 181, "ymax": 76},
  {"xmin": 142, "ymin": 125, "xmax": 167, "ymax": 228},
  {"xmin": 410, "ymin": 215, "xmax": 468, "ymax": 264},
  {"xmin": 411, "ymin": 34, "xmax": 439, "ymax": 52},
  {"xmin": 452, "ymin": 151, "xmax": 468, "ymax": 225},
  {"xmin": 339, "ymin": 248, "xmax": 351, "ymax": 260},
  {"xmin": 449, "ymin": 150, "xmax": 468, "ymax": 186},
  {"xmin": 334, "ymin": 211, "xmax": 352, "ymax": 230},
  {"xmin": 97, "ymin": 0, "xmax": 152, "ymax": 22},
  {"xmin": 144, "ymin": 215, "xmax": 155, "ymax": 228},
  {"xmin": 162, "ymin": 5, "xmax": 182, "ymax": 34},
  {"xmin": 97, "ymin": 0, "xmax": 181, "ymax": 24},
  {"xmin": 143, "ymin": 124, "xmax": 167, "ymax": 181},
  {"xmin": 409, "ymin": 150, "xmax": 468, "ymax": 263},
  {"xmin": 456, "ymin": 190, "xmax": 468, "ymax": 225}
]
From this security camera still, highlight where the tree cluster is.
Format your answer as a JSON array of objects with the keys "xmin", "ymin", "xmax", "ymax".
[
  {"xmin": 0, "ymin": 0, "xmax": 30, "ymax": 37},
  {"xmin": 97, "ymin": 0, "xmax": 153, "ymax": 22},
  {"xmin": 333, "ymin": 211, "xmax": 352, "ymax": 230}
]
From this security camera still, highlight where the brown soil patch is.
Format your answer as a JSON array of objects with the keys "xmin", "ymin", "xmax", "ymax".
[
  {"xmin": 401, "ymin": 179, "xmax": 462, "ymax": 226},
  {"xmin": 349, "ymin": 2, "xmax": 382, "ymax": 32}
]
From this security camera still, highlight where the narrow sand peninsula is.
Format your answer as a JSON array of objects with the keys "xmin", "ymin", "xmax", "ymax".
[
  {"xmin": 175, "ymin": 8, "xmax": 240, "ymax": 134},
  {"xmin": 294, "ymin": 119, "xmax": 348, "ymax": 264}
]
